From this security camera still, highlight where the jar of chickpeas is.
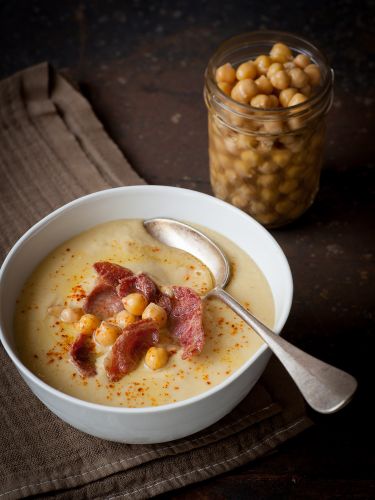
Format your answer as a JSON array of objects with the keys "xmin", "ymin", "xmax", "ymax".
[{"xmin": 204, "ymin": 31, "xmax": 333, "ymax": 227}]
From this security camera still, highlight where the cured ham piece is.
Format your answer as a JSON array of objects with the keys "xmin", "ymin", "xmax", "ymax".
[
  {"xmin": 156, "ymin": 293, "xmax": 172, "ymax": 315},
  {"xmin": 83, "ymin": 282, "xmax": 124, "ymax": 319},
  {"xmin": 169, "ymin": 286, "xmax": 205, "ymax": 359},
  {"xmin": 93, "ymin": 261, "xmax": 133, "ymax": 287},
  {"xmin": 105, "ymin": 319, "xmax": 159, "ymax": 381},
  {"xmin": 81, "ymin": 261, "xmax": 205, "ymax": 379},
  {"xmin": 117, "ymin": 273, "xmax": 158, "ymax": 302},
  {"xmin": 70, "ymin": 333, "xmax": 96, "ymax": 377}
]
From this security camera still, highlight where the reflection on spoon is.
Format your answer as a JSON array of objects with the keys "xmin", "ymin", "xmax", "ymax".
[{"xmin": 144, "ymin": 217, "xmax": 357, "ymax": 414}]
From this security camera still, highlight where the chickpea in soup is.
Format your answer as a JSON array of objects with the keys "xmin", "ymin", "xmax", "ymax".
[{"xmin": 14, "ymin": 219, "xmax": 274, "ymax": 407}]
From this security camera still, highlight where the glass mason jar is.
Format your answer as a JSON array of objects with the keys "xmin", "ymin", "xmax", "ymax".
[{"xmin": 204, "ymin": 31, "xmax": 334, "ymax": 227}]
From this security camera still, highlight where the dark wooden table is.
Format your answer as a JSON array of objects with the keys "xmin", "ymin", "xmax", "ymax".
[{"xmin": 1, "ymin": 1, "xmax": 374, "ymax": 497}]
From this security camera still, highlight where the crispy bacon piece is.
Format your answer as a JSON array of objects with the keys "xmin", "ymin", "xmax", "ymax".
[
  {"xmin": 70, "ymin": 333, "xmax": 96, "ymax": 377},
  {"xmin": 93, "ymin": 261, "xmax": 133, "ymax": 287},
  {"xmin": 83, "ymin": 283, "xmax": 124, "ymax": 319},
  {"xmin": 169, "ymin": 286, "xmax": 205, "ymax": 359},
  {"xmin": 117, "ymin": 273, "xmax": 158, "ymax": 302},
  {"xmin": 105, "ymin": 319, "xmax": 159, "ymax": 382}
]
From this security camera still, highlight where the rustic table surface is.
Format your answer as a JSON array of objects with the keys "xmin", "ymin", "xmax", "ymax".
[{"xmin": 1, "ymin": 1, "xmax": 374, "ymax": 498}]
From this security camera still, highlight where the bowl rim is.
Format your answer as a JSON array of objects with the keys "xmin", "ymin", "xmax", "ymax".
[{"xmin": 0, "ymin": 185, "xmax": 293, "ymax": 414}]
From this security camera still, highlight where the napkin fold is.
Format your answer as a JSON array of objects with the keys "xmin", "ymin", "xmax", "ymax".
[{"xmin": 0, "ymin": 63, "xmax": 312, "ymax": 499}]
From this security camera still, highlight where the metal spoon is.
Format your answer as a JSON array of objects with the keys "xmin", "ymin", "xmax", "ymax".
[{"xmin": 144, "ymin": 217, "xmax": 357, "ymax": 414}]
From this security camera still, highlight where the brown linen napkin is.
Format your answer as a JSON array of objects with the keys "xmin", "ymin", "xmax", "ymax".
[{"xmin": 0, "ymin": 63, "xmax": 312, "ymax": 499}]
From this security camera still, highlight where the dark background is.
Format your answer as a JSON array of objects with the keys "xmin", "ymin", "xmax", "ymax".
[{"xmin": 1, "ymin": 1, "xmax": 374, "ymax": 498}]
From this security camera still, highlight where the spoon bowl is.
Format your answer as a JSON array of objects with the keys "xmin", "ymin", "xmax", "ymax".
[
  {"xmin": 144, "ymin": 217, "xmax": 358, "ymax": 414},
  {"xmin": 144, "ymin": 218, "xmax": 230, "ymax": 291}
]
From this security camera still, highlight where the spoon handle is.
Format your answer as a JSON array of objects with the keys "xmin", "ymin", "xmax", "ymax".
[{"xmin": 210, "ymin": 287, "xmax": 357, "ymax": 414}]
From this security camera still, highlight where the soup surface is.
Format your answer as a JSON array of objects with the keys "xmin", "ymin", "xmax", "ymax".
[{"xmin": 15, "ymin": 219, "xmax": 274, "ymax": 407}]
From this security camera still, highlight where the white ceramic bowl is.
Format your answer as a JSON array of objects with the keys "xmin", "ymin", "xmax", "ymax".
[{"xmin": 0, "ymin": 186, "xmax": 293, "ymax": 443}]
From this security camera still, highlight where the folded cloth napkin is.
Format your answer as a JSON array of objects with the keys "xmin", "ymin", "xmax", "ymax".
[{"xmin": 0, "ymin": 63, "xmax": 312, "ymax": 499}]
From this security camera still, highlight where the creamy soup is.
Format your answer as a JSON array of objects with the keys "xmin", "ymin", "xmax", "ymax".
[{"xmin": 15, "ymin": 220, "xmax": 274, "ymax": 407}]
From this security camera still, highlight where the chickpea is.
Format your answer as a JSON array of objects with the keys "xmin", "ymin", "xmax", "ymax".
[
  {"xmin": 250, "ymin": 200, "xmax": 267, "ymax": 215},
  {"xmin": 224, "ymin": 167, "xmax": 239, "ymax": 184},
  {"xmin": 237, "ymin": 134, "xmax": 258, "ymax": 149},
  {"xmin": 241, "ymin": 149, "xmax": 260, "ymax": 167},
  {"xmin": 255, "ymin": 75, "xmax": 273, "ymax": 95},
  {"xmin": 231, "ymin": 194, "xmax": 247, "ymax": 208},
  {"xmin": 289, "ymin": 188, "xmax": 306, "ymax": 202},
  {"xmin": 212, "ymin": 135, "xmax": 226, "ymax": 154},
  {"xmin": 216, "ymin": 62, "xmax": 236, "ymax": 83},
  {"xmin": 223, "ymin": 136, "xmax": 240, "ymax": 155},
  {"xmin": 145, "ymin": 346, "xmax": 169, "ymax": 370},
  {"xmin": 279, "ymin": 134, "xmax": 296, "ymax": 148},
  {"xmin": 285, "ymin": 165, "xmax": 305, "ymax": 179},
  {"xmin": 257, "ymin": 137, "xmax": 274, "ymax": 154},
  {"xmin": 288, "ymin": 92, "xmax": 308, "ymax": 107},
  {"xmin": 279, "ymin": 179, "xmax": 299, "ymax": 194},
  {"xmin": 60, "ymin": 307, "xmax": 82, "ymax": 323},
  {"xmin": 236, "ymin": 61, "xmax": 257, "ymax": 80},
  {"xmin": 229, "ymin": 114, "xmax": 245, "ymax": 128},
  {"xmin": 258, "ymin": 160, "xmax": 279, "ymax": 174},
  {"xmin": 250, "ymin": 94, "xmax": 270, "ymax": 109},
  {"xmin": 263, "ymin": 120, "xmax": 284, "ymax": 134},
  {"xmin": 122, "ymin": 293, "xmax": 148, "ymax": 316},
  {"xmin": 294, "ymin": 53, "xmax": 311, "ymax": 69},
  {"xmin": 267, "ymin": 95, "xmax": 279, "ymax": 108},
  {"xmin": 257, "ymin": 173, "xmax": 279, "ymax": 188},
  {"xmin": 286, "ymin": 136, "xmax": 304, "ymax": 153},
  {"xmin": 94, "ymin": 321, "xmax": 121, "ymax": 347},
  {"xmin": 279, "ymin": 88, "xmax": 297, "ymax": 107},
  {"xmin": 270, "ymin": 70, "xmax": 290, "ymax": 90},
  {"xmin": 270, "ymin": 42, "xmax": 292, "ymax": 63},
  {"xmin": 243, "ymin": 119, "xmax": 260, "ymax": 132},
  {"xmin": 261, "ymin": 187, "xmax": 279, "ymax": 204},
  {"xmin": 255, "ymin": 55, "xmax": 272, "ymax": 75},
  {"xmin": 77, "ymin": 313, "xmax": 101, "ymax": 334},
  {"xmin": 231, "ymin": 187, "xmax": 253, "ymax": 209},
  {"xmin": 256, "ymin": 212, "xmax": 279, "ymax": 225},
  {"xmin": 293, "ymin": 152, "xmax": 306, "ymax": 164},
  {"xmin": 115, "ymin": 309, "xmax": 136, "ymax": 328},
  {"xmin": 275, "ymin": 199, "xmax": 294, "ymax": 215},
  {"xmin": 267, "ymin": 62, "xmax": 283, "ymax": 79},
  {"xmin": 210, "ymin": 166, "xmax": 219, "ymax": 184},
  {"xmin": 288, "ymin": 203, "xmax": 306, "ymax": 219},
  {"xmin": 217, "ymin": 152, "xmax": 233, "ymax": 169},
  {"xmin": 283, "ymin": 61, "xmax": 296, "ymax": 71},
  {"xmin": 301, "ymin": 84, "xmax": 312, "ymax": 97},
  {"xmin": 231, "ymin": 79, "xmax": 259, "ymax": 103},
  {"xmin": 304, "ymin": 64, "xmax": 321, "ymax": 86},
  {"xmin": 212, "ymin": 178, "xmax": 228, "ymax": 199},
  {"xmin": 288, "ymin": 117, "xmax": 304, "ymax": 131},
  {"xmin": 289, "ymin": 67, "xmax": 309, "ymax": 89},
  {"xmin": 271, "ymin": 148, "xmax": 292, "ymax": 167},
  {"xmin": 232, "ymin": 185, "xmax": 257, "ymax": 206},
  {"xmin": 233, "ymin": 159, "xmax": 255, "ymax": 177},
  {"xmin": 217, "ymin": 81, "xmax": 233, "ymax": 96},
  {"xmin": 142, "ymin": 302, "xmax": 168, "ymax": 328}
]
